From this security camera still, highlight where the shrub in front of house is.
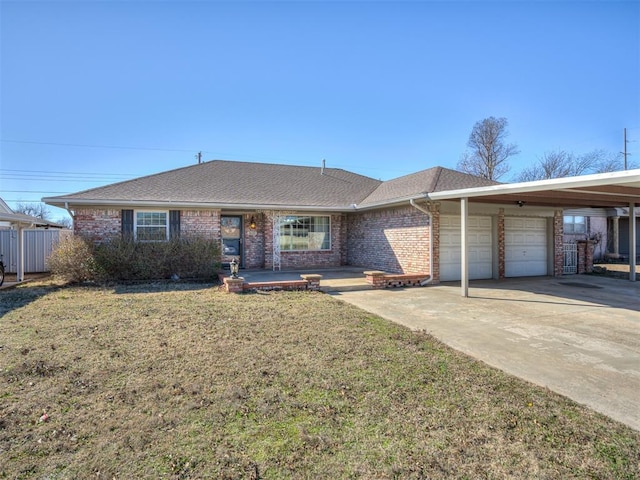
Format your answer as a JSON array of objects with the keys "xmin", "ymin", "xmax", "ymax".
[
  {"xmin": 46, "ymin": 236, "xmax": 100, "ymax": 283},
  {"xmin": 48, "ymin": 235, "xmax": 220, "ymax": 282},
  {"xmin": 93, "ymin": 235, "xmax": 221, "ymax": 281}
]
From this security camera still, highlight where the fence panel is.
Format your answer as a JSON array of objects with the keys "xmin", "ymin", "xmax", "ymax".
[{"xmin": 0, "ymin": 229, "xmax": 71, "ymax": 273}]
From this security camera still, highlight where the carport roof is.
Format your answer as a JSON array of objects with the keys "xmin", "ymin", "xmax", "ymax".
[
  {"xmin": 0, "ymin": 211, "xmax": 62, "ymax": 227},
  {"xmin": 423, "ymin": 168, "xmax": 640, "ymax": 208}
]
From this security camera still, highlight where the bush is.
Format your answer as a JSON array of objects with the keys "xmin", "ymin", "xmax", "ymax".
[
  {"xmin": 47, "ymin": 235, "xmax": 221, "ymax": 283},
  {"xmin": 93, "ymin": 235, "xmax": 221, "ymax": 281},
  {"xmin": 47, "ymin": 236, "xmax": 99, "ymax": 283}
]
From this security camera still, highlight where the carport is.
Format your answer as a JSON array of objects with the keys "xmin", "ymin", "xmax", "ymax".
[
  {"xmin": 419, "ymin": 169, "xmax": 640, "ymax": 296},
  {"xmin": 0, "ymin": 211, "xmax": 60, "ymax": 283}
]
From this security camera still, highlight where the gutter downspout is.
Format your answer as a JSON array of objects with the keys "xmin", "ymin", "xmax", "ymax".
[
  {"xmin": 410, "ymin": 198, "xmax": 434, "ymax": 285},
  {"xmin": 64, "ymin": 202, "xmax": 75, "ymax": 227}
]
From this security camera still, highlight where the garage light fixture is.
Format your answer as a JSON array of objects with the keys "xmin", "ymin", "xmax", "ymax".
[{"xmin": 516, "ymin": 201, "xmax": 525, "ymax": 207}]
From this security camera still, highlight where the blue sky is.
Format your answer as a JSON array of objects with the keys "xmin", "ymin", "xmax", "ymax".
[{"xmin": 1, "ymin": 0, "xmax": 639, "ymax": 221}]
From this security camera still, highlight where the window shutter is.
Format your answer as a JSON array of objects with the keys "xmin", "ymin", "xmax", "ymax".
[
  {"xmin": 121, "ymin": 209, "xmax": 134, "ymax": 239},
  {"xmin": 169, "ymin": 210, "xmax": 180, "ymax": 239}
]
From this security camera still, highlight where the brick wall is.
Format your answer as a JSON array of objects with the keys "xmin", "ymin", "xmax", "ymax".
[
  {"xmin": 498, "ymin": 208, "xmax": 505, "ymax": 279},
  {"xmin": 430, "ymin": 203, "xmax": 440, "ymax": 283},
  {"xmin": 346, "ymin": 205, "xmax": 430, "ymax": 274},
  {"xmin": 181, "ymin": 210, "xmax": 221, "ymax": 238},
  {"xmin": 74, "ymin": 208, "xmax": 121, "ymax": 242},
  {"xmin": 553, "ymin": 210, "xmax": 564, "ymax": 277},
  {"xmin": 74, "ymin": 208, "xmax": 222, "ymax": 243},
  {"xmin": 577, "ymin": 240, "xmax": 595, "ymax": 274},
  {"xmin": 243, "ymin": 213, "xmax": 265, "ymax": 269},
  {"xmin": 263, "ymin": 213, "xmax": 346, "ymax": 270}
]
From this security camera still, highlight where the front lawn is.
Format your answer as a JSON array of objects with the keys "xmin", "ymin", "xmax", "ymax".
[{"xmin": 1, "ymin": 280, "xmax": 638, "ymax": 479}]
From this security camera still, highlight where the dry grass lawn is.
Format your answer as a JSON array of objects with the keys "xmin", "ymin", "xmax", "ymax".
[{"xmin": 1, "ymin": 279, "xmax": 639, "ymax": 479}]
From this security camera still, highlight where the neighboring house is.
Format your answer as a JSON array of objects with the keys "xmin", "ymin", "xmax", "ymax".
[
  {"xmin": 563, "ymin": 208, "xmax": 608, "ymax": 261},
  {"xmin": 43, "ymin": 160, "xmax": 582, "ymax": 284},
  {"xmin": 607, "ymin": 207, "xmax": 640, "ymax": 261}
]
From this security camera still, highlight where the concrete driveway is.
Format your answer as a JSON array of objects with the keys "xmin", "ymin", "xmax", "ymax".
[{"xmin": 331, "ymin": 275, "xmax": 640, "ymax": 431}]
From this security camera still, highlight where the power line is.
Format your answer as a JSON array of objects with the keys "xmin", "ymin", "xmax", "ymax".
[
  {"xmin": 1, "ymin": 139, "xmax": 199, "ymax": 153},
  {"xmin": 1, "ymin": 190, "xmax": 68, "ymax": 194},
  {"xmin": 1, "ymin": 176, "xmax": 123, "ymax": 183},
  {"xmin": 0, "ymin": 168, "xmax": 134, "ymax": 177}
]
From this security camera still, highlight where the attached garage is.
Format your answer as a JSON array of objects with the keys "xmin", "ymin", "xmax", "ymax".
[
  {"xmin": 440, "ymin": 215, "xmax": 493, "ymax": 281},
  {"xmin": 504, "ymin": 217, "xmax": 548, "ymax": 277}
]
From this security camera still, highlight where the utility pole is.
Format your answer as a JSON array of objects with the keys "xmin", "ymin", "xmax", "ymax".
[
  {"xmin": 623, "ymin": 128, "xmax": 628, "ymax": 170},
  {"xmin": 195, "ymin": 151, "xmax": 202, "ymax": 164}
]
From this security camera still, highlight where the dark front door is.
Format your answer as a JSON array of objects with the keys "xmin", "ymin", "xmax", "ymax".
[{"xmin": 221, "ymin": 215, "xmax": 243, "ymax": 265}]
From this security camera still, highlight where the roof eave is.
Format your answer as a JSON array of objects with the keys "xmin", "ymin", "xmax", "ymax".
[
  {"xmin": 43, "ymin": 197, "xmax": 357, "ymax": 213},
  {"xmin": 425, "ymin": 169, "xmax": 640, "ymax": 201}
]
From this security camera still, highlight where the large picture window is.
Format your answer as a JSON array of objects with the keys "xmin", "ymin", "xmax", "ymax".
[
  {"xmin": 563, "ymin": 215, "xmax": 586, "ymax": 234},
  {"xmin": 135, "ymin": 211, "xmax": 169, "ymax": 241},
  {"xmin": 280, "ymin": 215, "xmax": 330, "ymax": 251}
]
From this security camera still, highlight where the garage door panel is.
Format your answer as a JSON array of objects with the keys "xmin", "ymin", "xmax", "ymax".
[
  {"xmin": 440, "ymin": 215, "xmax": 493, "ymax": 281},
  {"xmin": 505, "ymin": 217, "xmax": 548, "ymax": 277}
]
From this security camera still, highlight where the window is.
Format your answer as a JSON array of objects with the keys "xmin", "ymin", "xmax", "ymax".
[
  {"xmin": 135, "ymin": 211, "xmax": 169, "ymax": 241},
  {"xmin": 279, "ymin": 215, "xmax": 330, "ymax": 251},
  {"xmin": 563, "ymin": 215, "xmax": 586, "ymax": 234}
]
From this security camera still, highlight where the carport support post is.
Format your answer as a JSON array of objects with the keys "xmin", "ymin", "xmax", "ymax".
[
  {"xmin": 16, "ymin": 225, "xmax": 25, "ymax": 283},
  {"xmin": 461, "ymin": 197, "xmax": 469, "ymax": 297},
  {"xmin": 630, "ymin": 203, "xmax": 636, "ymax": 282}
]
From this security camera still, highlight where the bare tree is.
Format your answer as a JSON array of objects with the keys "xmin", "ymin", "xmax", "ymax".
[
  {"xmin": 55, "ymin": 216, "xmax": 73, "ymax": 229},
  {"xmin": 14, "ymin": 202, "xmax": 51, "ymax": 220},
  {"xmin": 515, "ymin": 149, "xmax": 631, "ymax": 182},
  {"xmin": 457, "ymin": 116, "xmax": 519, "ymax": 180}
]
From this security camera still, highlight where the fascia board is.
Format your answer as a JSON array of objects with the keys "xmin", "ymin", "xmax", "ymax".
[
  {"xmin": 426, "ymin": 169, "xmax": 640, "ymax": 201},
  {"xmin": 42, "ymin": 197, "xmax": 356, "ymax": 213}
]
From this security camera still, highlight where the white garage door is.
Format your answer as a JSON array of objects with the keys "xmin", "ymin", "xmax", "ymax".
[
  {"xmin": 440, "ymin": 215, "xmax": 493, "ymax": 281},
  {"xmin": 505, "ymin": 217, "xmax": 548, "ymax": 277}
]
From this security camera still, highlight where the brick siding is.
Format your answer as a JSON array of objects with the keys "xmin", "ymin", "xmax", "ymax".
[
  {"xmin": 553, "ymin": 210, "xmax": 564, "ymax": 277},
  {"xmin": 347, "ymin": 205, "xmax": 430, "ymax": 274},
  {"xmin": 243, "ymin": 213, "xmax": 265, "ymax": 269},
  {"xmin": 74, "ymin": 208, "xmax": 122, "ymax": 242},
  {"xmin": 181, "ymin": 210, "xmax": 221, "ymax": 238},
  {"xmin": 75, "ymin": 208, "xmax": 222, "ymax": 243},
  {"xmin": 263, "ymin": 213, "xmax": 346, "ymax": 270}
]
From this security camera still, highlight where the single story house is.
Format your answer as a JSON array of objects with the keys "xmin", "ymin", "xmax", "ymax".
[{"xmin": 43, "ymin": 161, "xmax": 640, "ymax": 294}]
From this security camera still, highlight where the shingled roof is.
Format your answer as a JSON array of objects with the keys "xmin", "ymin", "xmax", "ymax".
[
  {"xmin": 43, "ymin": 160, "xmax": 496, "ymax": 211},
  {"xmin": 358, "ymin": 166, "xmax": 498, "ymax": 207}
]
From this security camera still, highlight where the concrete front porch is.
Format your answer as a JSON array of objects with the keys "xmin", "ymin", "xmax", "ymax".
[{"xmin": 223, "ymin": 266, "xmax": 373, "ymax": 292}]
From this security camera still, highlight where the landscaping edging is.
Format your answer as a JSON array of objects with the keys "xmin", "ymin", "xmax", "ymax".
[
  {"xmin": 364, "ymin": 270, "xmax": 431, "ymax": 289},
  {"xmin": 220, "ymin": 273, "xmax": 322, "ymax": 293}
]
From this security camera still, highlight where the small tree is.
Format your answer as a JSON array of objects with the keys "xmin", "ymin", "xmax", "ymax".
[{"xmin": 457, "ymin": 116, "xmax": 519, "ymax": 181}]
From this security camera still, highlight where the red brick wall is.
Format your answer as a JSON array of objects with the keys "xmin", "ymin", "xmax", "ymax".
[
  {"xmin": 346, "ymin": 205, "xmax": 430, "ymax": 274},
  {"xmin": 498, "ymin": 208, "xmax": 505, "ymax": 279},
  {"xmin": 430, "ymin": 204, "xmax": 440, "ymax": 283},
  {"xmin": 263, "ymin": 213, "xmax": 346, "ymax": 270},
  {"xmin": 181, "ymin": 210, "xmax": 221, "ymax": 238},
  {"xmin": 243, "ymin": 213, "xmax": 265, "ymax": 269},
  {"xmin": 74, "ymin": 208, "xmax": 222, "ymax": 243},
  {"xmin": 554, "ymin": 210, "xmax": 564, "ymax": 277},
  {"xmin": 74, "ymin": 208, "xmax": 121, "ymax": 242}
]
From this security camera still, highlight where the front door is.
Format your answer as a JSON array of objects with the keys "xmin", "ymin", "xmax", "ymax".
[{"xmin": 221, "ymin": 216, "xmax": 242, "ymax": 265}]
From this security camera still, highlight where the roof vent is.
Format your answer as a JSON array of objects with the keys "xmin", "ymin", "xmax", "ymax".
[{"xmin": 321, "ymin": 159, "xmax": 325, "ymax": 175}]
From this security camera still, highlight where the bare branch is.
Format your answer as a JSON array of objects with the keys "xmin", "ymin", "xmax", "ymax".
[{"xmin": 457, "ymin": 116, "xmax": 519, "ymax": 180}]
